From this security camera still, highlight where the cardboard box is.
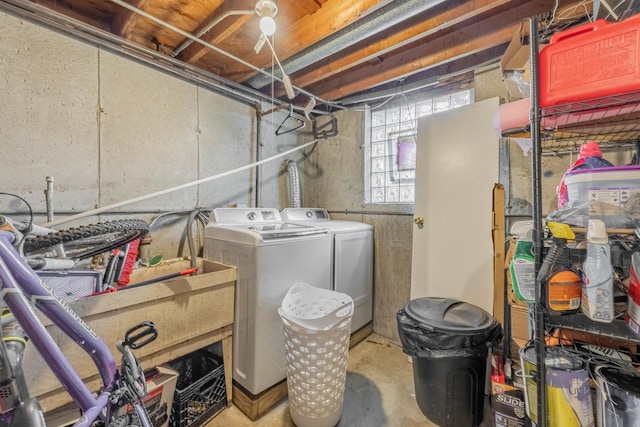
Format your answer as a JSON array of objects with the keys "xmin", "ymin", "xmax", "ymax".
[
  {"xmin": 491, "ymin": 382, "xmax": 527, "ymax": 427},
  {"xmin": 509, "ymin": 305, "xmax": 530, "ymax": 365},
  {"xmin": 493, "ymin": 183, "xmax": 506, "ymax": 325},
  {"xmin": 500, "ymin": 27, "xmax": 551, "ymax": 101},
  {"xmin": 500, "ymin": 30, "xmax": 532, "ymax": 101},
  {"xmin": 510, "ymin": 304, "xmax": 530, "ymax": 343},
  {"xmin": 128, "ymin": 365, "xmax": 179, "ymax": 427}
]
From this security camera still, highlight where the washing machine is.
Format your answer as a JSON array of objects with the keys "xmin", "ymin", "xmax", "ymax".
[
  {"xmin": 204, "ymin": 208, "xmax": 331, "ymax": 396},
  {"xmin": 281, "ymin": 208, "xmax": 373, "ymax": 333}
]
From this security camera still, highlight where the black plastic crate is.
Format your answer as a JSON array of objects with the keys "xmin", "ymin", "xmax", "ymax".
[{"xmin": 168, "ymin": 349, "xmax": 227, "ymax": 427}]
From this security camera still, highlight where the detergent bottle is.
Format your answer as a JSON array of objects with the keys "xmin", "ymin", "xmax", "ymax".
[
  {"xmin": 581, "ymin": 219, "xmax": 614, "ymax": 323},
  {"xmin": 538, "ymin": 222, "xmax": 581, "ymax": 315},
  {"xmin": 508, "ymin": 221, "xmax": 535, "ymax": 302},
  {"xmin": 557, "ymin": 141, "xmax": 614, "ymax": 209}
]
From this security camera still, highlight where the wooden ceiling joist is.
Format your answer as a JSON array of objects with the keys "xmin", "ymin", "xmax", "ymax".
[
  {"xmin": 112, "ymin": 0, "xmax": 151, "ymax": 38},
  {"xmin": 296, "ymin": 44, "xmax": 507, "ymax": 105},
  {"xmin": 12, "ymin": 0, "xmax": 594, "ymax": 104},
  {"xmin": 176, "ymin": 0, "xmax": 256, "ymax": 65},
  {"xmin": 307, "ymin": 0, "xmax": 575, "ymax": 101},
  {"xmin": 220, "ymin": 0, "xmax": 395, "ymax": 82},
  {"xmin": 276, "ymin": 0, "xmax": 515, "ymax": 96}
]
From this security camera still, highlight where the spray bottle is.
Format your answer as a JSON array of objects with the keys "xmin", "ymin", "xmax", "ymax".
[
  {"xmin": 509, "ymin": 221, "xmax": 535, "ymax": 302},
  {"xmin": 538, "ymin": 222, "xmax": 581, "ymax": 315},
  {"xmin": 581, "ymin": 219, "xmax": 614, "ymax": 323}
]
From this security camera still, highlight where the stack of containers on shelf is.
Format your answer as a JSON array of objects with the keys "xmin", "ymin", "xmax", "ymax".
[
  {"xmin": 581, "ymin": 219, "xmax": 614, "ymax": 323},
  {"xmin": 538, "ymin": 222, "xmax": 581, "ymax": 315},
  {"xmin": 556, "ymin": 141, "xmax": 614, "ymax": 210},
  {"xmin": 532, "ymin": 13, "xmax": 640, "ymax": 427}
]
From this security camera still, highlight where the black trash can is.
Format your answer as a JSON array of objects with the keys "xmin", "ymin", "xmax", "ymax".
[{"xmin": 396, "ymin": 297, "xmax": 502, "ymax": 427}]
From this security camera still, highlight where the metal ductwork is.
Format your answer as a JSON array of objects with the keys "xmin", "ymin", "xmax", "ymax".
[
  {"xmin": 246, "ymin": 0, "xmax": 447, "ymax": 89},
  {"xmin": 284, "ymin": 159, "xmax": 303, "ymax": 208}
]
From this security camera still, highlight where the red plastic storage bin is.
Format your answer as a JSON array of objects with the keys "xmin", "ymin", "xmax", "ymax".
[{"xmin": 540, "ymin": 14, "xmax": 640, "ymax": 107}]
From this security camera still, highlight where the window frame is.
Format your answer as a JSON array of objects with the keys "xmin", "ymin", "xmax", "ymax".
[{"xmin": 364, "ymin": 88, "xmax": 474, "ymax": 205}]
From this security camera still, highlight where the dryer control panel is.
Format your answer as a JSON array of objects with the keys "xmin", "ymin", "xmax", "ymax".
[
  {"xmin": 211, "ymin": 208, "xmax": 282, "ymax": 224},
  {"xmin": 281, "ymin": 208, "xmax": 329, "ymax": 221}
]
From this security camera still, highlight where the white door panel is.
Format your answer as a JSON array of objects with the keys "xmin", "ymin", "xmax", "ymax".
[{"xmin": 410, "ymin": 97, "xmax": 499, "ymax": 314}]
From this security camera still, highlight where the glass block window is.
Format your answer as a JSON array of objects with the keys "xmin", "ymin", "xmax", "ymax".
[{"xmin": 365, "ymin": 89, "xmax": 473, "ymax": 204}]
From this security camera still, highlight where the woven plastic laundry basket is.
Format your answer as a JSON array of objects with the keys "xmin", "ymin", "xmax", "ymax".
[{"xmin": 278, "ymin": 283, "xmax": 354, "ymax": 427}]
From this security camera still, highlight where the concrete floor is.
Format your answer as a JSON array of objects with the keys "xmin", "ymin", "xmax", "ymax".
[{"xmin": 205, "ymin": 334, "xmax": 493, "ymax": 427}]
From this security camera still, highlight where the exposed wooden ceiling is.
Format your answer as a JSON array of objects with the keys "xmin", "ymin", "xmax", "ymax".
[{"xmin": 3, "ymin": 0, "xmax": 627, "ymax": 110}]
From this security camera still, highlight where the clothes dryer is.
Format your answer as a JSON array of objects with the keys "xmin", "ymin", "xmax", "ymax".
[
  {"xmin": 204, "ymin": 208, "xmax": 331, "ymax": 395},
  {"xmin": 281, "ymin": 208, "xmax": 373, "ymax": 332}
]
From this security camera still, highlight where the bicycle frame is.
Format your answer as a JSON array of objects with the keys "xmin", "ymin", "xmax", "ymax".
[{"xmin": 0, "ymin": 230, "xmax": 151, "ymax": 427}]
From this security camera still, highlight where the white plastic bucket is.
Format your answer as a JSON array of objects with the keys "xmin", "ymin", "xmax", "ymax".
[
  {"xmin": 564, "ymin": 165, "xmax": 640, "ymax": 209},
  {"xmin": 279, "ymin": 283, "xmax": 354, "ymax": 427}
]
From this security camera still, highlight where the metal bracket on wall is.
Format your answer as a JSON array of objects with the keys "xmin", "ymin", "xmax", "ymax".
[{"xmin": 312, "ymin": 114, "xmax": 338, "ymax": 139}]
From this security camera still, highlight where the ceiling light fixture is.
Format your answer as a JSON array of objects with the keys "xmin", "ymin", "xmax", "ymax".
[
  {"xmin": 254, "ymin": 0, "xmax": 295, "ymax": 100},
  {"xmin": 255, "ymin": 0, "xmax": 278, "ymax": 36}
]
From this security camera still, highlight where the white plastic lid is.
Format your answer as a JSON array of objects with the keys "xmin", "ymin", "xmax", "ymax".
[{"xmin": 587, "ymin": 219, "xmax": 608, "ymax": 244}]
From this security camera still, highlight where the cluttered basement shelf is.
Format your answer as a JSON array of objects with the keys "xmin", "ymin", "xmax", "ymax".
[
  {"xmin": 502, "ymin": 91, "xmax": 640, "ymax": 155},
  {"xmin": 26, "ymin": 258, "xmax": 236, "ymax": 426},
  {"xmin": 541, "ymin": 92, "xmax": 640, "ymax": 155}
]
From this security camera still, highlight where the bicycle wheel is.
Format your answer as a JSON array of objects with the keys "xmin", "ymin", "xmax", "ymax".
[{"xmin": 23, "ymin": 219, "xmax": 149, "ymax": 261}]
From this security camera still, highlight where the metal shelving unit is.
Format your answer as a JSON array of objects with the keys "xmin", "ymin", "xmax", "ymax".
[
  {"xmin": 547, "ymin": 315, "xmax": 639, "ymax": 344},
  {"xmin": 540, "ymin": 90, "xmax": 640, "ymax": 155},
  {"xmin": 529, "ymin": 15, "xmax": 640, "ymax": 427}
]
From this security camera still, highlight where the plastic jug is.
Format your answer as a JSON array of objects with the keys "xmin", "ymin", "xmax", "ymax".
[
  {"xmin": 509, "ymin": 221, "xmax": 535, "ymax": 302},
  {"xmin": 557, "ymin": 141, "xmax": 614, "ymax": 209},
  {"xmin": 538, "ymin": 222, "xmax": 581, "ymax": 315},
  {"xmin": 581, "ymin": 219, "xmax": 614, "ymax": 323}
]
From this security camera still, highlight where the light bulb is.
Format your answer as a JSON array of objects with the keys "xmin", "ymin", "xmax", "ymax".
[{"xmin": 260, "ymin": 16, "xmax": 276, "ymax": 36}]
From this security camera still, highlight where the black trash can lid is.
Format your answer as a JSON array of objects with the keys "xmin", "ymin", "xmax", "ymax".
[{"xmin": 404, "ymin": 297, "xmax": 497, "ymax": 335}]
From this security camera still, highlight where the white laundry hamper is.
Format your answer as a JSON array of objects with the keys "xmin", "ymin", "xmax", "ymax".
[{"xmin": 278, "ymin": 283, "xmax": 354, "ymax": 427}]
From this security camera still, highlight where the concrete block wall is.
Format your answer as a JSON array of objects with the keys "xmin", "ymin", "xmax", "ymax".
[{"xmin": 0, "ymin": 11, "xmax": 299, "ymax": 260}]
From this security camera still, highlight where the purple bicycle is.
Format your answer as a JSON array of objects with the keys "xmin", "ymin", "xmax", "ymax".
[{"xmin": 0, "ymin": 193, "xmax": 156, "ymax": 426}]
